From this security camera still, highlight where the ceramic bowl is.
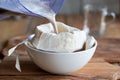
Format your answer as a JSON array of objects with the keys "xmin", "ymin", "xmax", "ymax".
[{"xmin": 24, "ymin": 35, "xmax": 97, "ymax": 75}]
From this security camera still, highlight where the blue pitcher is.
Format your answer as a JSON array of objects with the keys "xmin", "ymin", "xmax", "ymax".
[{"xmin": 0, "ymin": 0, "xmax": 64, "ymax": 17}]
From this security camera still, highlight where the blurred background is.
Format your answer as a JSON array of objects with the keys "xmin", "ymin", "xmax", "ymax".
[{"xmin": 0, "ymin": 0, "xmax": 120, "ymax": 51}]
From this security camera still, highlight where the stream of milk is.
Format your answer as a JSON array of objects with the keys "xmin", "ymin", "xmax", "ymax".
[{"xmin": 20, "ymin": 0, "xmax": 58, "ymax": 33}]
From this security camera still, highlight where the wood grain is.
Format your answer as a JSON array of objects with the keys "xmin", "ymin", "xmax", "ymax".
[
  {"xmin": 0, "ymin": 57, "xmax": 120, "ymax": 80},
  {"xmin": 95, "ymin": 38, "xmax": 120, "ymax": 62}
]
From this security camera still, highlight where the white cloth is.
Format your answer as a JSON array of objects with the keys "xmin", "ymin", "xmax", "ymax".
[{"xmin": 31, "ymin": 22, "xmax": 87, "ymax": 53}]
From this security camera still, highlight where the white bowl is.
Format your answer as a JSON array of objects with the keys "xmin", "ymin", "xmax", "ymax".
[{"xmin": 24, "ymin": 35, "xmax": 97, "ymax": 75}]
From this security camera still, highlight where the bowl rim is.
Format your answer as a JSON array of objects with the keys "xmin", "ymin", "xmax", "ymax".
[{"xmin": 24, "ymin": 34, "xmax": 97, "ymax": 55}]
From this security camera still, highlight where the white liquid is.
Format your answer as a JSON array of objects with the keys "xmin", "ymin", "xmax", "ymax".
[
  {"xmin": 20, "ymin": 0, "xmax": 58, "ymax": 33},
  {"xmin": 48, "ymin": 14, "xmax": 58, "ymax": 34}
]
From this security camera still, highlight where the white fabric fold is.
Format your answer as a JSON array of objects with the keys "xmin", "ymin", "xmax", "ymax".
[
  {"xmin": 85, "ymin": 36, "xmax": 95, "ymax": 50},
  {"xmin": 15, "ymin": 55, "xmax": 21, "ymax": 72},
  {"xmin": 8, "ymin": 41, "xmax": 25, "ymax": 72},
  {"xmin": 8, "ymin": 41, "xmax": 25, "ymax": 56}
]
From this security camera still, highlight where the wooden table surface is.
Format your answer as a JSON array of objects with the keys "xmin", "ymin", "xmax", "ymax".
[{"xmin": 0, "ymin": 35, "xmax": 119, "ymax": 80}]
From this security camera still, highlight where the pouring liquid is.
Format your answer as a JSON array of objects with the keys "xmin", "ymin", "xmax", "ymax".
[
  {"xmin": 48, "ymin": 14, "xmax": 58, "ymax": 34},
  {"xmin": 19, "ymin": 0, "xmax": 58, "ymax": 34}
]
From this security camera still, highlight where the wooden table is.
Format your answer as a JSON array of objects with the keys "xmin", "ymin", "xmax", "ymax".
[{"xmin": 0, "ymin": 36, "xmax": 120, "ymax": 80}]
